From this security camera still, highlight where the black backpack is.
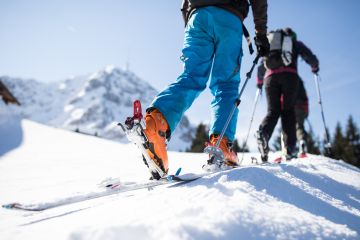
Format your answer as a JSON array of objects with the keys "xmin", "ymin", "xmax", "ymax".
[
  {"xmin": 188, "ymin": 0, "xmax": 250, "ymax": 20},
  {"xmin": 264, "ymin": 29, "xmax": 295, "ymax": 70}
]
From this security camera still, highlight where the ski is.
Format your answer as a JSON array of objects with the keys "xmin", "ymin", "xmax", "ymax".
[
  {"xmin": 2, "ymin": 156, "xmax": 293, "ymax": 212},
  {"xmin": 273, "ymin": 156, "xmax": 283, "ymax": 164},
  {"xmin": 298, "ymin": 152, "xmax": 308, "ymax": 158},
  {"xmin": 2, "ymin": 172, "xmax": 199, "ymax": 212}
]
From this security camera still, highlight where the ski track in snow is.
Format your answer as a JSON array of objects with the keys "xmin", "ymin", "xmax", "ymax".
[{"xmin": 0, "ymin": 117, "xmax": 360, "ymax": 240}]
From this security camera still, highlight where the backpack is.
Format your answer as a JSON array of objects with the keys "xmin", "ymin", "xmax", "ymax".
[
  {"xmin": 188, "ymin": 0, "xmax": 250, "ymax": 19},
  {"xmin": 264, "ymin": 29, "xmax": 294, "ymax": 70}
]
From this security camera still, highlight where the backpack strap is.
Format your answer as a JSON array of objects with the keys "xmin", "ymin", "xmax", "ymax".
[{"xmin": 242, "ymin": 24, "xmax": 254, "ymax": 55}]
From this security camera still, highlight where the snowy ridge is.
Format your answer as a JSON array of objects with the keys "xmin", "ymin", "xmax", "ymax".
[
  {"xmin": 1, "ymin": 66, "xmax": 194, "ymax": 151},
  {"xmin": 0, "ymin": 116, "xmax": 359, "ymax": 240}
]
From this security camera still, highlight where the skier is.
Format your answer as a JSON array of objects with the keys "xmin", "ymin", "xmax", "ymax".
[
  {"xmin": 142, "ymin": 0, "xmax": 269, "ymax": 178},
  {"xmin": 277, "ymin": 78, "xmax": 309, "ymax": 157},
  {"xmin": 256, "ymin": 27, "xmax": 319, "ymax": 162}
]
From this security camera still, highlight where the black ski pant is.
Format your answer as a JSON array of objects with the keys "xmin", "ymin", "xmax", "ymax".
[
  {"xmin": 295, "ymin": 78, "xmax": 309, "ymax": 142},
  {"xmin": 260, "ymin": 72, "xmax": 299, "ymax": 150},
  {"xmin": 295, "ymin": 105, "xmax": 309, "ymax": 142}
]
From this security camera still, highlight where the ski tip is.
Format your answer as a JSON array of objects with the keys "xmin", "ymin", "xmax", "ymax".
[
  {"xmin": 2, "ymin": 203, "xmax": 20, "ymax": 209},
  {"xmin": 175, "ymin": 167, "xmax": 182, "ymax": 176},
  {"xmin": 2, "ymin": 204, "xmax": 10, "ymax": 209},
  {"xmin": 273, "ymin": 157, "xmax": 282, "ymax": 164}
]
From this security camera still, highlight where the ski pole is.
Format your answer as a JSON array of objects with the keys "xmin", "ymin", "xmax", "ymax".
[
  {"xmin": 215, "ymin": 55, "xmax": 260, "ymax": 147},
  {"xmin": 239, "ymin": 88, "xmax": 262, "ymax": 165},
  {"xmin": 313, "ymin": 73, "xmax": 331, "ymax": 152},
  {"xmin": 205, "ymin": 55, "xmax": 260, "ymax": 165}
]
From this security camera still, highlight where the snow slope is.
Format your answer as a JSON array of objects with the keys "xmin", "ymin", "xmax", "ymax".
[{"xmin": 0, "ymin": 115, "xmax": 360, "ymax": 239}]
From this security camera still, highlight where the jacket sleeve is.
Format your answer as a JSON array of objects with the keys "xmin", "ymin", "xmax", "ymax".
[
  {"xmin": 257, "ymin": 59, "xmax": 266, "ymax": 86},
  {"xmin": 296, "ymin": 41, "xmax": 319, "ymax": 68},
  {"xmin": 249, "ymin": 0, "xmax": 268, "ymax": 35}
]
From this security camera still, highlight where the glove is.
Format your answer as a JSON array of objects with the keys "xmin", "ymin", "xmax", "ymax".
[
  {"xmin": 312, "ymin": 65, "xmax": 319, "ymax": 74},
  {"xmin": 254, "ymin": 33, "xmax": 270, "ymax": 57},
  {"xmin": 257, "ymin": 83, "xmax": 263, "ymax": 89}
]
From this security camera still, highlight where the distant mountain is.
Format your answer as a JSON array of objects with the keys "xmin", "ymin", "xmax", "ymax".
[{"xmin": 1, "ymin": 66, "xmax": 194, "ymax": 151}]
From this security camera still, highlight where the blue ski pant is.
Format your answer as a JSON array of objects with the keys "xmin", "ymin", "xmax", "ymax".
[{"xmin": 151, "ymin": 6, "xmax": 243, "ymax": 142}]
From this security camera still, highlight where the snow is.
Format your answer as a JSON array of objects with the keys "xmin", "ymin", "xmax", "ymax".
[{"xmin": 1, "ymin": 113, "xmax": 360, "ymax": 240}]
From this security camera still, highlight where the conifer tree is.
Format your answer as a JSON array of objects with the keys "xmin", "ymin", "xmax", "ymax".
[
  {"xmin": 325, "ymin": 116, "xmax": 360, "ymax": 168},
  {"xmin": 233, "ymin": 139, "xmax": 249, "ymax": 153},
  {"xmin": 306, "ymin": 128, "xmax": 321, "ymax": 155},
  {"xmin": 344, "ymin": 116, "xmax": 360, "ymax": 167},
  {"xmin": 187, "ymin": 123, "xmax": 208, "ymax": 152},
  {"xmin": 331, "ymin": 122, "xmax": 347, "ymax": 160}
]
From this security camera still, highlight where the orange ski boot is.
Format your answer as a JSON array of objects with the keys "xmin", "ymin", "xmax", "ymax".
[
  {"xmin": 209, "ymin": 134, "xmax": 239, "ymax": 166},
  {"xmin": 143, "ymin": 108, "xmax": 170, "ymax": 178}
]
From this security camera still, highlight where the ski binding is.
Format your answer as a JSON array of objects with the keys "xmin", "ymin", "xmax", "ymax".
[{"xmin": 118, "ymin": 100, "xmax": 166, "ymax": 179}]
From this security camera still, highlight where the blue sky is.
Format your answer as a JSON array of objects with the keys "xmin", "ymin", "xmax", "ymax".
[{"xmin": 1, "ymin": 0, "xmax": 359, "ymax": 149}]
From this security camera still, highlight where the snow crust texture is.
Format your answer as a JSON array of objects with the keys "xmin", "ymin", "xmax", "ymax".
[{"xmin": 0, "ymin": 117, "xmax": 360, "ymax": 240}]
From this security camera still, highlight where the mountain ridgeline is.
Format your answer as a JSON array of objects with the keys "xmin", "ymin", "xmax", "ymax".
[{"xmin": 1, "ymin": 66, "xmax": 194, "ymax": 151}]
